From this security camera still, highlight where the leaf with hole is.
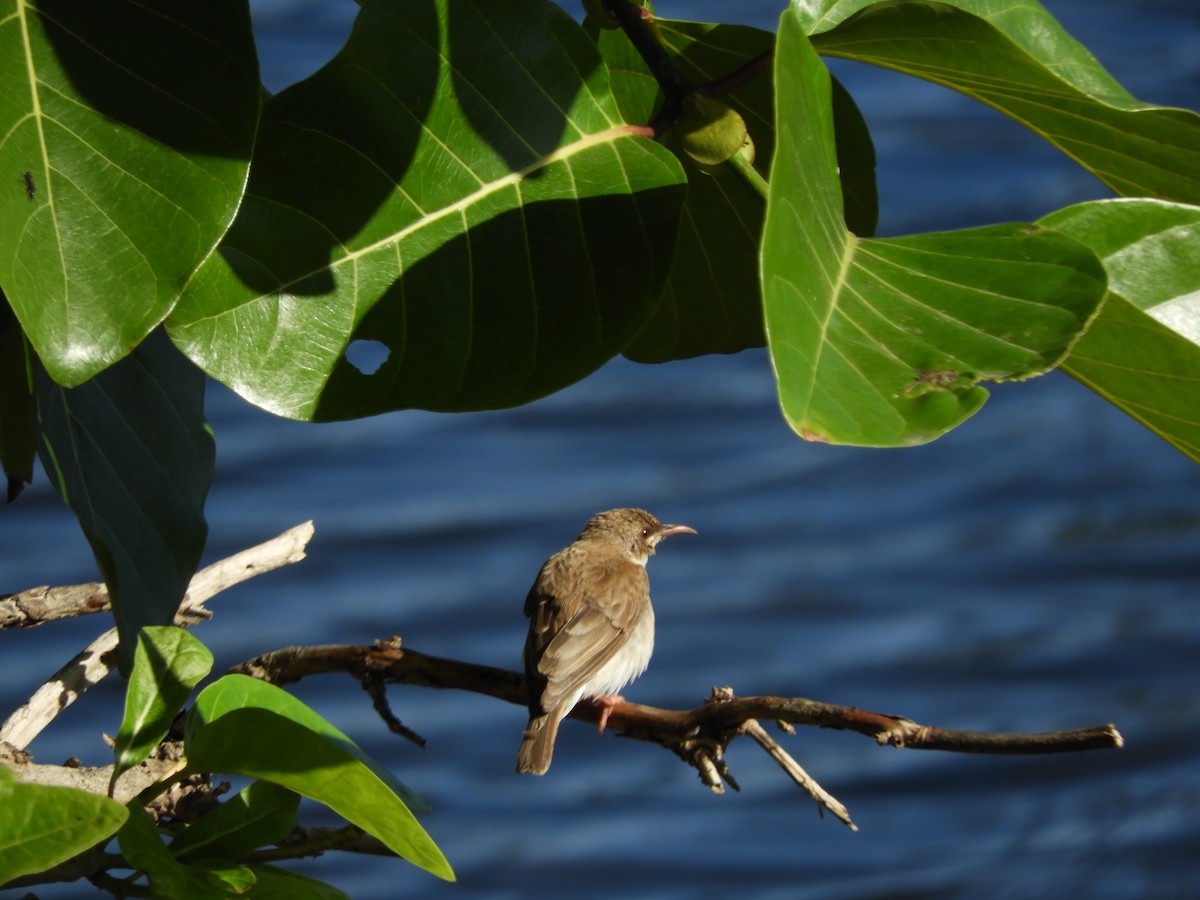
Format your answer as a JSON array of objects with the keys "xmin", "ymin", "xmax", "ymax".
[{"xmin": 167, "ymin": 0, "xmax": 686, "ymax": 422}]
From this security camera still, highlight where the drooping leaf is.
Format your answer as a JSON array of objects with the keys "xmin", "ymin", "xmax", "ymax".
[
  {"xmin": 112, "ymin": 626, "xmax": 214, "ymax": 787},
  {"xmin": 170, "ymin": 780, "xmax": 300, "ymax": 862},
  {"xmin": 0, "ymin": 769, "xmax": 128, "ymax": 885},
  {"xmin": 763, "ymin": 3, "xmax": 1107, "ymax": 446},
  {"xmin": 34, "ymin": 329, "xmax": 214, "ymax": 672},
  {"xmin": 0, "ymin": 0, "xmax": 259, "ymax": 386},
  {"xmin": 167, "ymin": 0, "xmax": 686, "ymax": 422},
  {"xmin": 804, "ymin": 0, "xmax": 1200, "ymax": 204},
  {"xmin": 1043, "ymin": 199, "xmax": 1200, "ymax": 462},
  {"xmin": 118, "ymin": 806, "xmax": 255, "ymax": 900},
  {"xmin": 185, "ymin": 675, "xmax": 453, "ymax": 882}
]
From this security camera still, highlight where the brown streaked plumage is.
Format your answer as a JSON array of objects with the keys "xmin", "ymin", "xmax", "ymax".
[{"xmin": 517, "ymin": 508, "xmax": 696, "ymax": 775}]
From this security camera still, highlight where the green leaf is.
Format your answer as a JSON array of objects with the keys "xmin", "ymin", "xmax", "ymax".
[
  {"xmin": 1042, "ymin": 199, "xmax": 1200, "ymax": 462},
  {"xmin": 118, "ymin": 807, "xmax": 254, "ymax": 900},
  {"xmin": 0, "ymin": 770, "xmax": 128, "ymax": 885},
  {"xmin": 112, "ymin": 627, "xmax": 214, "ymax": 787},
  {"xmin": 805, "ymin": 0, "xmax": 1200, "ymax": 204},
  {"xmin": 593, "ymin": 16, "xmax": 876, "ymax": 362},
  {"xmin": 0, "ymin": 0, "xmax": 259, "ymax": 386},
  {"xmin": 597, "ymin": 19, "xmax": 774, "ymax": 362},
  {"xmin": 242, "ymin": 864, "xmax": 351, "ymax": 900},
  {"xmin": 170, "ymin": 780, "xmax": 299, "ymax": 862},
  {"xmin": 763, "ymin": 4, "xmax": 1107, "ymax": 446},
  {"xmin": 828, "ymin": 75, "xmax": 879, "ymax": 240},
  {"xmin": 167, "ymin": 0, "xmax": 685, "ymax": 422},
  {"xmin": 185, "ymin": 675, "xmax": 454, "ymax": 882},
  {"xmin": 34, "ymin": 329, "xmax": 215, "ymax": 673}
]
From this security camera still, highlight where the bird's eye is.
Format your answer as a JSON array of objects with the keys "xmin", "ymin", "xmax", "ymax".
[{"xmin": 640, "ymin": 527, "xmax": 651, "ymax": 538}]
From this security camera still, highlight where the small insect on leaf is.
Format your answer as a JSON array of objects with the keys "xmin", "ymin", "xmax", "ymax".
[
  {"xmin": 901, "ymin": 369, "xmax": 977, "ymax": 398},
  {"xmin": 23, "ymin": 171, "xmax": 35, "ymax": 201}
]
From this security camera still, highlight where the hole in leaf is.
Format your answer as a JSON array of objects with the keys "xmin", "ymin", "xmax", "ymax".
[{"xmin": 345, "ymin": 339, "xmax": 390, "ymax": 375}]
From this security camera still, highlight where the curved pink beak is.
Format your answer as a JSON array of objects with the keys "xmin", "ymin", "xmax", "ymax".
[{"xmin": 658, "ymin": 523, "xmax": 697, "ymax": 539}]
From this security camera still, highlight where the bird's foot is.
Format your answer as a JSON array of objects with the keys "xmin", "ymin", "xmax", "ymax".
[{"xmin": 591, "ymin": 695, "xmax": 624, "ymax": 734}]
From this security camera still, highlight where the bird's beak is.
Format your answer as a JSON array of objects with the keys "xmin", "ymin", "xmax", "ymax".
[{"xmin": 658, "ymin": 523, "xmax": 697, "ymax": 539}]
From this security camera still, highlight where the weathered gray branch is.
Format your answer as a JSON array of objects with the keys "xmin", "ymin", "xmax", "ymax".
[
  {"xmin": 0, "ymin": 580, "xmax": 110, "ymax": 629},
  {"xmin": 0, "ymin": 522, "xmax": 315, "ymax": 750}
]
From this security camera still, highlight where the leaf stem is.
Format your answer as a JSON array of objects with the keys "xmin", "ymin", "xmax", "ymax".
[{"xmin": 728, "ymin": 150, "xmax": 770, "ymax": 200}]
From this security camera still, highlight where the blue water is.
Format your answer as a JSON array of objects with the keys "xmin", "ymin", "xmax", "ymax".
[{"xmin": 3, "ymin": 1, "xmax": 1199, "ymax": 898}]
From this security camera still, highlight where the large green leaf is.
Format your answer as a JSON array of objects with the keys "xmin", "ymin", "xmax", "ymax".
[
  {"xmin": 185, "ymin": 675, "xmax": 453, "ymax": 882},
  {"xmin": 803, "ymin": 0, "xmax": 1200, "ymax": 204},
  {"xmin": 0, "ymin": 768, "xmax": 128, "ymax": 885},
  {"xmin": 35, "ymin": 330, "xmax": 214, "ymax": 672},
  {"xmin": 0, "ymin": 0, "xmax": 259, "ymax": 386},
  {"xmin": 591, "ymin": 17, "xmax": 877, "ymax": 362},
  {"xmin": 763, "ymin": 3, "xmax": 1107, "ymax": 447},
  {"xmin": 1042, "ymin": 199, "xmax": 1200, "ymax": 462},
  {"xmin": 112, "ymin": 627, "xmax": 214, "ymax": 787},
  {"xmin": 167, "ymin": 0, "xmax": 686, "ymax": 422}
]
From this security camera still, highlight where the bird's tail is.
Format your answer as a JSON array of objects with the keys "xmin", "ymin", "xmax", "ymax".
[{"xmin": 517, "ymin": 708, "xmax": 564, "ymax": 775}]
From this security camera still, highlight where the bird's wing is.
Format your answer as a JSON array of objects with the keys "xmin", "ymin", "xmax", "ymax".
[{"xmin": 525, "ymin": 551, "xmax": 649, "ymax": 713}]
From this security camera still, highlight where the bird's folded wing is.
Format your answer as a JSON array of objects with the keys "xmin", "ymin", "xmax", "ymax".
[{"xmin": 533, "ymin": 558, "xmax": 649, "ymax": 711}]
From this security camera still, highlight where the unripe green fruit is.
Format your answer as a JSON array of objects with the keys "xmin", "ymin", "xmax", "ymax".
[{"xmin": 678, "ymin": 96, "xmax": 752, "ymax": 167}]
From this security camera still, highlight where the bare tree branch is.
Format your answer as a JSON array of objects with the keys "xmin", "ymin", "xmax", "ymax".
[
  {"xmin": 741, "ymin": 718, "xmax": 855, "ymax": 829},
  {"xmin": 232, "ymin": 640, "xmax": 1123, "ymax": 755},
  {"xmin": 0, "ymin": 739, "xmax": 187, "ymax": 806},
  {"xmin": 248, "ymin": 825, "xmax": 395, "ymax": 862},
  {"xmin": 0, "ymin": 522, "xmax": 315, "ymax": 750},
  {"xmin": 228, "ymin": 639, "xmax": 1123, "ymax": 820},
  {"xmin": 0, "ymin": 581, "xmax": 110, "ymax": 629}
]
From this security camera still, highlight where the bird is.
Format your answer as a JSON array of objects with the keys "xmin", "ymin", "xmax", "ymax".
[{"xmin": 517, "ymin": 508, "xmax": 696, "ymax": 775}]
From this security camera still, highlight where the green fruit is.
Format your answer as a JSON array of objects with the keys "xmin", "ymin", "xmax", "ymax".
[
  {"xmin": 678, "ymin": 96, "xmax": 752, "ymax": 167},
  {"xmin": 729, "ymin": 132, "xmax": 756, "ymax": 167}
]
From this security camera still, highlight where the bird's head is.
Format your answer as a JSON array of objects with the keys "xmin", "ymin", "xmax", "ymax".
[{"xmin": 581, "ymin": 508, "xmax": 697, "ymax": 566}]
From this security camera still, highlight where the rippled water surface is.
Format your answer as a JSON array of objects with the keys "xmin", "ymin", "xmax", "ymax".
[{"xmin": 2, "ymin": 1, "xmax": 1198, "ymax": 898}]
